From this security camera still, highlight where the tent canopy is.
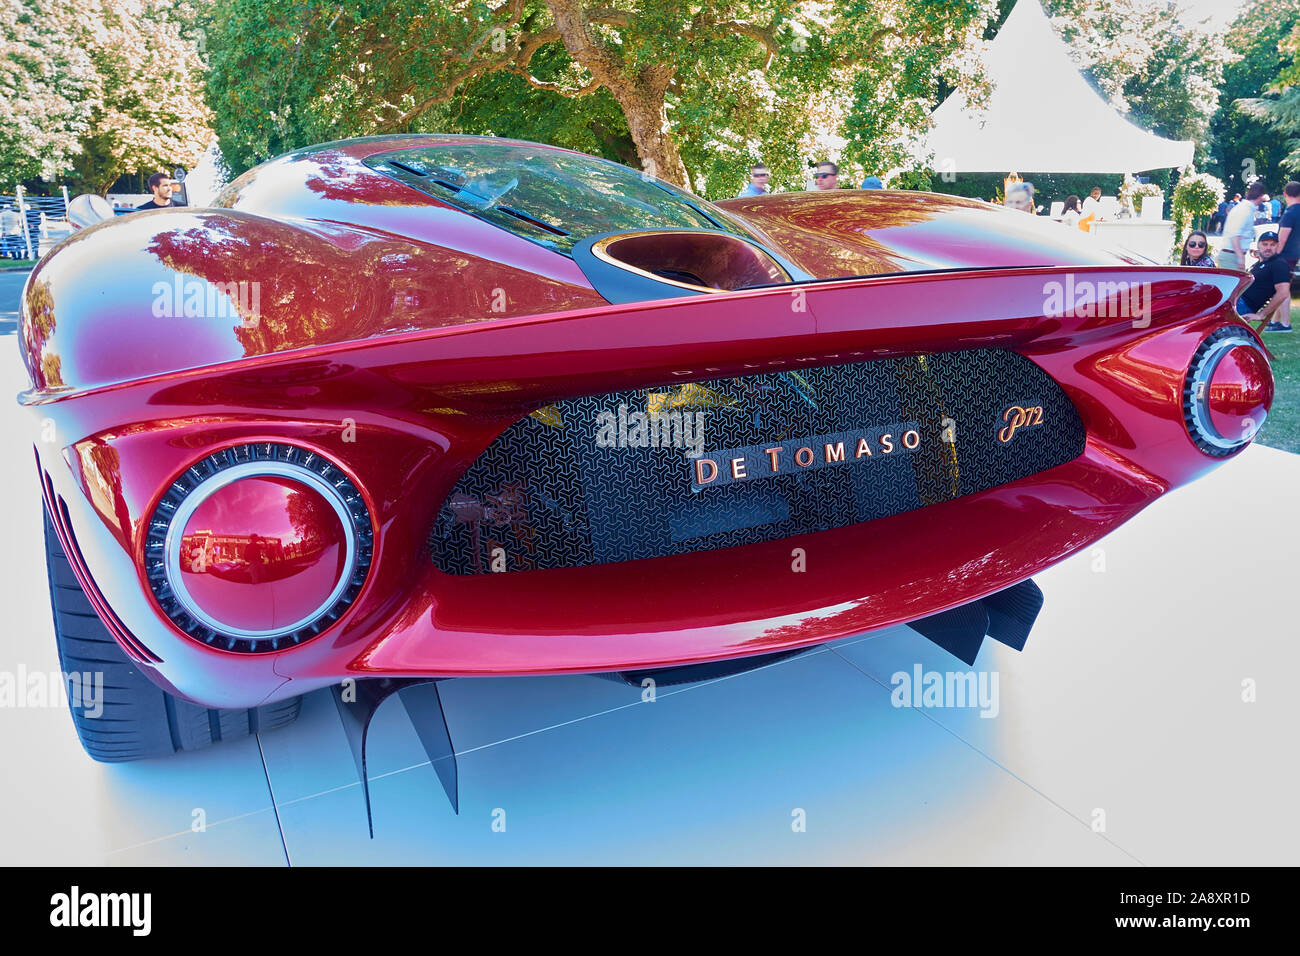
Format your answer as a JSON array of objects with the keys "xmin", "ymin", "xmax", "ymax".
[{"xmin": 918, "ymin": 0, "xmax": 1194, "ymax": 174}]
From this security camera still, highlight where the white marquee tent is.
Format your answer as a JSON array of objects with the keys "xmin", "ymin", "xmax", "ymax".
[{"xmin": 918, "ymin": 0, "xmax": 1194, "ymax": 173}]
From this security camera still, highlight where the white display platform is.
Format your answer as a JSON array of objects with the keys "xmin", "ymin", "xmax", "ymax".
[{"xmin": 1090, "ymin": 219, "xmax": 1176, "ymax": 265}]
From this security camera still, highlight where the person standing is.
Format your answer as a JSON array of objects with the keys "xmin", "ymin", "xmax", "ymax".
[
  {"xmin": 135, "ymin": 172, "xmax": 186, "ymax": 210},
  {"xmin": 860, "ymin": 175, "xmax": 883, "ymax": 189},
  {"xmin": 1268, "ymin": 181, "xmax": 1300, "ymax": 332},
  {"xmin": 812, "ymin": 161, "xmax": 839, "ymax": 190},
  {"xmin": 737, "ymin": 164, "xmax": 770, "ymax": 197},
  {"xmin": 1219, "ymin": 181, "xmax": 1267, "ymax": 270},
  {"xmin": 1211, "ymin": 196, "xmax": 1233, "ymax": 234},
  {"xmin": 1274, "ymin": 181, "xmax": 1300, "ymax": 273}
]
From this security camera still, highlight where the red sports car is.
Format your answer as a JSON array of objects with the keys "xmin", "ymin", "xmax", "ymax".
[{"xmin": 20, "ymin": 135, "xmax": 1273, "ymax": 770}]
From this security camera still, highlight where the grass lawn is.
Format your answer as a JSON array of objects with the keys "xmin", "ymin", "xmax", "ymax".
[
  {"xmin": 0, "ymin": 259, "xmax": 36, "ymax": 270},
  {"xmin": 1255, "ymin": 303, "xmax": 1300, "ymax": 454}
]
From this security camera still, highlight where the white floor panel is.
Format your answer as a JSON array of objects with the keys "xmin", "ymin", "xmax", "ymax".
[
  {"xmin": 271, "ymin": 649, "xmax": 1133, "ymax": 865},
  {"xmin": 832, "ymin": 445, "xmax": 1300, "ymax": 865}
]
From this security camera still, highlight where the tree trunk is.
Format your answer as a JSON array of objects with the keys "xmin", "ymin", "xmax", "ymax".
[
  {"xmin": 544, "ymin": 0, "xmax": 688, "ymax": 187},
  {"xmin": 607, "ymin": 85, "xmax": 688, "ymax": 187}
]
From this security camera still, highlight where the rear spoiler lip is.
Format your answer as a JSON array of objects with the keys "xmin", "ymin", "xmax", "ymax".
[{"xmin": 19, "ymin": 263, "xmax": 1245, "ymax": 408}]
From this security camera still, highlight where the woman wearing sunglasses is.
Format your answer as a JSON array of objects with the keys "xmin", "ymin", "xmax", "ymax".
[{"xmin": 1180, "ymin": 231, "xmax": 1215, "ymax": 267}]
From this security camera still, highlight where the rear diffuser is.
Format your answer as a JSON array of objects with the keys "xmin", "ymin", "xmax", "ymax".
[
  {"xmin": 907, "ymin": 578, "xmax": 1044, "ymax": 665},
  {"xmin": 330, "ymin": 678, "xmax": 457, "ymax": 838}
]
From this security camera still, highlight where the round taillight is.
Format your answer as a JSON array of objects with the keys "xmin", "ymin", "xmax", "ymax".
[
  {"xmin": 1184, "ymin": 327, "xmax": 1274, "ymax": 456},
  {"xmin": 145, "ymin": 444, "xmax": 372, "ymax": 653}
]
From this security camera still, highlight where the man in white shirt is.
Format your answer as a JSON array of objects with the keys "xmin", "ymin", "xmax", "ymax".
[{"xmin": 1219, "ymin": 181, "xmax": 1267, "ymax": 270}]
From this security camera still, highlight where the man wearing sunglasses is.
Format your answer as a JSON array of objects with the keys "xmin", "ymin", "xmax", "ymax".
[
  {"xmin": 812, "ymin": 161, "xmax": 839, "ymax": 190},
  {"xmin": 737, "ymin": 164, "xmax": 770, "ymax": 197}
]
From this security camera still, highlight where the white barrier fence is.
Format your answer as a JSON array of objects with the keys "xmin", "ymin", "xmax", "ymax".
[{"xmin": 2, "ymin": 186, "xmax": 70, "ymax": 261}]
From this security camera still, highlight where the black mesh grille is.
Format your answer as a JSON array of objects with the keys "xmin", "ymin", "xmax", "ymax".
[{"xmin": 430, "ymin": 350, "xmax": 1085, "ymax": 574}]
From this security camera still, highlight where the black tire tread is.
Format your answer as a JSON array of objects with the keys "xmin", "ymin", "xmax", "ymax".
[{"xmin": 43, "ymin": 505, "xmax": 300, "ymax": 762}]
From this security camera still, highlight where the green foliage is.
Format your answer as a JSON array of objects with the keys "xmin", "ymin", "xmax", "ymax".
[
  {"xmin": 203, "ymin": 0, "xmax": 997, "ymax": 195},
  {"xmin": 1170, "ymin": 170, "xmax": 1225, "ymax": 255},
  {"xmin": 443, "ymin": 49, "xmax": 639, "ymax": 168},
  {"xmin": 1253, "ymin": 326, "xmax": 1300, "ymax": 453},
  {"xmin": 1044, "ymin": 0, "xmax": 1234, "ymax": 168},
  {"xmin": 1238, "ymin": 84, "xmax": 1300, "ymax": 171},
  {"xmin": 1209, "ymin": 0, "xmax": 1300, "ymax": 190},
  {"xmin": 1118, "ymin": 176, "xmax": 1162, "ymax": 216},
  {"xmin": 839, "ymin": 0, "xmax": 997, "ymax": 179},
  {"xmin": 1171, "ymin": 172, "xmax": 1223, "ymax": 215},
  {"xmin": 0, "ymin": 0, "xmax": 97, "ymax": 187},
  {"xmin": 1235, "ymin": 2, "xmax": 1300, "ymax": 176},
  {"xmin": 72, "ymin": 1, "xmax": 212, "ymax": 194},
  {"xmin": 891, "ymin": 168, "xmax": 933, "ymax": 191},
  {"xmin": 1, "ymin": 0, "xmax": 210, "ymax": 192}
]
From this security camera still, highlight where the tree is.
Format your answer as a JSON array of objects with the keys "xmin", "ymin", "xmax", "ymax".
[
  {"xmin": 204, "ymin": 0, "xmax": 998, "ymax": 195},
  {"xmin": 0, "ymin": 0, "xmax": 99, "ymax": 186},
  {"xmin": 842, "ymin": 0, "xmax": 996, "ymax": 182},
  {"xmin": 71, "ymin": 0, "xmax": 214, "ymax": 194},
  {"xmin": 1169, "ymin": 169, "xmax": 1224, "ymax": 252},
  {"xmin": 438, "ymin": 47, "xmax": 640, "ymax": 170},
  {"xmin": 0, "ymin": 0, "xmax": 213, "ymax": 194},
  {"xmin": 1230, "ymin": 0, "xmax": 1300, "ymax": 180},
  {"xmin": 1047, "ymin": 0, "xmax": 1234, "ymax": 163},
  {"xmin": 1204, "ymin": 0, "xmax": 1300, "ymax": 190}
]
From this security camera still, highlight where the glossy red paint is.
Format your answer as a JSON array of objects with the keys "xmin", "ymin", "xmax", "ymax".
[
  {"xmin": 17, "ymin": 135, "xmax": 1271, "ymax": 709},
  {"xmin": 1207, "ymin": 344, "xmax": 1274, "ymax": 442},
  {"xmin": 715, "ymin": 189, "xmax": 1148, "ymax": 276},
  {"xmin": 176, "ymin": 476, "xmax": 348, "ymax": 633},
  {"xmin": 25, "ymin": 136, "xmax": 1145, "ymax": 398}
]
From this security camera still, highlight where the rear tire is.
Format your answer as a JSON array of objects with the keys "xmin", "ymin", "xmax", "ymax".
[{"xmin": 43, "ymin": 505, "xmax": 300, "ymax": 761}]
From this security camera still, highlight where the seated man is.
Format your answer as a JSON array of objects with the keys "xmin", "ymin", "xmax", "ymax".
[{"xmin": 1236, "ymin": 231, "xmax": 1293, "ymax": 331}]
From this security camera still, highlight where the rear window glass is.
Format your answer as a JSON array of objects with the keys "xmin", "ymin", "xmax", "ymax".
[{"xmin": 365, "ymin": 142, "xmax": 754, "ymax": 254}]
